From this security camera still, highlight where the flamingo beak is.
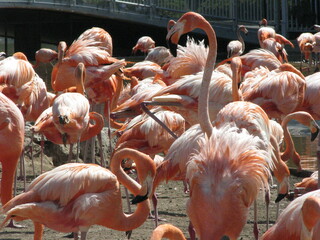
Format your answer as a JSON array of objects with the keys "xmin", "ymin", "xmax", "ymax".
[
  {"xmin": 167, "ymin": 36, "xmax": 178, "ymax": 57},
  {"xmin": 311, "ymin": 122, "xmax": 320, "ymax": 141},
  {"xmin": 275, "ymin": 193, "xmax": 287, "ymax": 203}
]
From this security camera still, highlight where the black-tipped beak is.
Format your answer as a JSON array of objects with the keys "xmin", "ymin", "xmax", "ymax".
[
  {"xmin": 131, "ymin": 192, "xmax": 148, "ymax": 204},
  {"xmin": 59, "ymin": 115, "xmax": 69, "ymax": 125},
  {"xmin": 167, "ymin": 37, "xmax": 178, "ymax": 57},
  {"xmin": 275, "ymin": 193, "xmax": 287, "ymax": 203},
  {"xmin": 311, "ymin": 128, "xmax": 319, "ymax": 141}
]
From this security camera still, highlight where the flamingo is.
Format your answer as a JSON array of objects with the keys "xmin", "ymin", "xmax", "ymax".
[
  {"xmin": 297, "ymin": 71, "xmax": 320, "ymax": 120},
  {"xmin": 0, "ymin": 148, "xmax": 156, "ymax": 240},
  {"xmin": 51, "ymin": 28, "xmax": 118, "ymax": 92},
  {"xmin": 33, "ymin": 48, "xmax": 58, "ymax": 68},
  {"xmin": 294, "ymin": 171, "xmax": 318, "ymax": 193},
  {"xmin": 258, "ymin": 18, "xmax": 294, "ymax": 49},
  {"xmin": 260, "ymin": 189, "xmax": 320, "ymax": 240},
  {"xmin": 240, "ymin": 63, "xmax": 305, "ymax": 121},
  {"xmin": 77, "ymin": 27, "xmax": 113, "ymax": 56},
  {"xmin": 123, "ymin": 60, "xmax": 162, "ymax": 80},
  {"xmin": 186, "ymin": 123, "xmax": 272, "ymax": 240},
  {"xmin": 280, "ymin": 111, "xmax": 320, "ymax": 171},
  {"xmin": 149, "ymin": 224, "xmax": 186, "ymax": 240},
  {"xmin": 297, "ymin": 32, "xmax": 315, "ymax": 72},
  {"xmin": 0, "ymin": 92, "xmax": 25, "ymax": 228},
  {"xmin": 145, "ymin": 46, "xmax": 173, "ymax": 66},
  {"xmin": 227, "ymin": 25, "xmax": 248, "ymax": 58},
  {"xmin": 51, "ymin": 63, "xmax": 103, "ymax": 161},
  {"xmin": 260, "ymin": 38, "xmax": 289, "ymax": 63},
  {"xmin": 132, "ymin": 36, "xmax": 155, "ymax": 54}
]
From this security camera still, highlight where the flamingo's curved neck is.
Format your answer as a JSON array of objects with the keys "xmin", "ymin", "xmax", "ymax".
[
  {"xmin": 237, "ymin": 29, "xmax": 245, "ymax": 55},
  {"xmin": 197, "ymin": 19, "xmax": 217, "ymax": 138}
]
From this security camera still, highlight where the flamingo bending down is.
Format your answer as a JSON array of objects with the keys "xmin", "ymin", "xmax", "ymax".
[
  {"xmin": 186, "ymin": 123, "xmax": 272, "ymax": 240},
  {"xmin": 0, "ymin": 148, "xmax": 156, "ymax": 240},
  {"xmin": 0, "ymin": 92, "xmax": 25, "ymax": 227},
  {"xmin": 149, "ymin": 224, "xmax": 186, "ymax": 240},
  {"xmin": 260, "ymin": 189, "xmax": 320, "ymax": 240},
  {"xmin": 280, "ymin": 111, "xmax": 320, "ymax": 171},
  {"xmin": 240, "ymin": 63, "xmax": 305, "ymax": 121},
  {"xmin": 33, "ymin": 48, "xmax": 58, "ymax": 68},
  {"xmin": 227, "ymin": 25, "xmax": 248, "ymax": 58},
  {"xmin": 132, "ymin": 36, "xmax": 155, "ymax": 54}
]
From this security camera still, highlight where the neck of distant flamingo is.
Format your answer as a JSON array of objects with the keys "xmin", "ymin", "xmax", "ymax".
[
  {"xmin": 198, "ymin": 19, "xmax": 217, "ymax": 138},
  {"xmin": 231, "ymin": 58, "xmax": 242, "ymax": 101},
  {"xmin": 110, "ymin": 74, "xmax": 123, "ymax": 111},
  {"xmin": 281, "ymin": 116, "xmax": 296, "ymax": 160},
  {"xmin": 237, "ymin": 29, "xmax": 245, "ymax": 55},
  {"xmin": 80, "ymin": 112, "xmax": 104, "ymax": 142}
]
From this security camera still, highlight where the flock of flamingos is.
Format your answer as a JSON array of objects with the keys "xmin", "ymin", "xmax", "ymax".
[{"xmin": 1, "ymin": 10, "xmax": 320, "ymax": 240}]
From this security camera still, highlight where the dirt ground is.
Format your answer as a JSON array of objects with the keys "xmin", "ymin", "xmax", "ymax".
[{"xmin": 0, "ymin": 166, "xmax": 310, "ymax": 240}]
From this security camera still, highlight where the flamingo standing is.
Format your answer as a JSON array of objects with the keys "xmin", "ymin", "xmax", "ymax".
[
  {"xmin": 297, "ymin": 32, "xmax": 315, "ymax": 72},
  {"xmin": 0, "ymin": 92, "xmax": 25, "ymax": 227},
  {"xmin": 132, "ymin": 36, "xmax": 155, "ymax": 54},
  {"xmin": 51, "ymin": 63, "xmax": 103, "ymax": 161},
  {"xmin": 260, "ymin": 189, "xmax": 320, "ymax": 240},
  {"xmin": 240, "ymin": 63, "xmax": 305, "ymax": 121},
  {"xmin": 227, "ymin": 25, "xmax": 248, "ymax": 58},
  {"xmin": 0, "ymin": 148, "xmax": 156, "ymax": 240}
]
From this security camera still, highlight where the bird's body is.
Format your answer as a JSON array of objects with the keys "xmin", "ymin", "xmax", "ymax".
[
  {"xmin": 227, "ymin": 25, "xmax": 248, "ymax": 58},
  {"xmin": 186, "ymin": 124, "xmax": 272, "ymax": 240},
  {"xmin": 149, "ymin": 224, "xmax": 186, "ymax": 240},
  {"xmin": 145, "ymin": 46, "xmax": 173, "ymax": 66},
  {"xmin": 295, "ymin": 171, "xmax": 318, "ymax": 193},
  {"xmin": 1, "ymin": 148, "xmax": 156, "ymax": 239},
  {"xmin": 132, "ymin": 36, "xmax": 155, "ymax": 54},
  {"xmin": 0, "ymin": 92, "xmax": 25, "ymax": 205},
  {"xmin": 261, "ymin": 189, "xmax": 320, "ymax": 240},
  {"xmin": 33, "ymin": 48, "xmax": 58, "ymax": 68},
  {"xmin": 241, "ymin": 64, "xmax": 305, "ymax": 120}
]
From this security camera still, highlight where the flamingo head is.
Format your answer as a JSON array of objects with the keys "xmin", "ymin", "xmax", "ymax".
[
  {"xmin": 239, "ymin": 25, "xmax": 248, "ymax": 35},
  {"xmin": 259, "ymin": 18, "xmax": 268, "ymax": 27},
  {"xmin": 166, "ymin": 12, "xmax": 204, "ymax": 56}
]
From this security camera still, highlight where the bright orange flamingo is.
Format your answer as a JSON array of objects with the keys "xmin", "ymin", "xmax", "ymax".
[
  {"xmin": 0, "ymin": 92, "xmax": 25, "ymax": 228},
  {"xmin": 132, "ymin": 36, "xmax": 155, "ymax": 54},
  {"xmin": 261, "ymin": 189, "xmax": 320, "ymax": 240},
  {"xmin": 240, "ymin": 63, "xmax": 306, "ymax": 121},
  {"xmin": 33, "ymin": 48, "xmax": 58, "ymax": 69},
  {"xmin": 0, "ymin": 148, "xmax": 156, "ymax": 240},
  {"xmin": 280, "ymin": 111, "xmax": 319, "ymax": 171},
  {"xmin": 149, "ymin": 224, "xmax": 186, "ymax": 240},
  {"xmin": 227, "ymin": 25, "xmax": 248, "ymax": 58},
  {"xmin": 51, "ymin": 29, "xmax": 118, "ymax": 92}
]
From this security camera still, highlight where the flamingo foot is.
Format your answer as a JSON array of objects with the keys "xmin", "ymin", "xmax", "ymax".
[{"xmin": 6, "ymin": 219, "xmax": 24, "ymax": 228}]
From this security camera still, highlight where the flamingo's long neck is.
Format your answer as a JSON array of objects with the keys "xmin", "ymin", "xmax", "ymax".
[
  {"xmin": 281, "ymin": 116, "xmax": 296, "ymax": 159},
  {"xmin": 80, "ymin": 112, "xmax": 104, "ymax": 142},
  {"xmin": 231, "ymin": 57, "xmax": 242, "ymax": 102},
  {"xmin": 107, "ymin": 149, "xmax": 154, "ymax": 231},
  {"xmin": 237, "ymin": 29, "xmax": 245, "ymax": 55},
  {"xmin": 197, "ymin": 19, "xmax": 217, "ymax": 137}
]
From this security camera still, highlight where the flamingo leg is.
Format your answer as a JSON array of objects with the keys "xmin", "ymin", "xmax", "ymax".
[
  {"xmin": 253, "ymin": 200, "xmax": 259, "ymax": 240},
  {"xmin": 40, "ymin": 135, "xmax": 44, "ymax": 174},
  {"xmin": 68, "ymin": 143, "xmax": 74, "ymax": 162},
  {"xmin": 97, "ymin": 133, "xmax": 105, "ymax": 167},
  {"xmin": 33, "ymin": 221, "xmax": 44, "ymax": 240},
  {"xmin": 80, "ymin": 231, "xmax": 87, "ymax": 240},
  {"xmin": 188, "ymin": 221, "xmax": 196, "ymax": 240}
]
